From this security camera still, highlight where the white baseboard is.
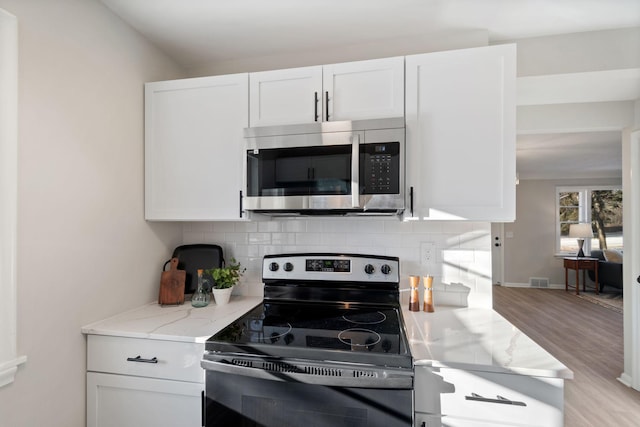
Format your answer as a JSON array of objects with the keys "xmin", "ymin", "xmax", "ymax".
[
  {"xmin": 618, "ymin": 372, "xmax": 633, "ymax": 388},
  {"xmin": 500, "ymin": 282, "xmax": 565, "ymax": 289}
]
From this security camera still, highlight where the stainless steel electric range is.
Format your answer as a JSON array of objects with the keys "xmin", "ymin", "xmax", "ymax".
[{"xmin": 201, "ymin": 253, "xmax": 413, "ymax": 427}]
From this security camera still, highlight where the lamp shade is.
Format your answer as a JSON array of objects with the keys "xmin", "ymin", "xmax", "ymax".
[{"xmin": 569, "ymin": 223, "xmax": 593, "ymax": 238}]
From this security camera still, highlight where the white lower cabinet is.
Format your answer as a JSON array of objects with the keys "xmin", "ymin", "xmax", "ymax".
[
  {"xmin": 414, "ymin": 366, "xmax": 564, "ymax": 427},
  {"xmin": 87, "ymin": 372, "xmax": 202, "ymax": 427},
  {"xmin": 86, "ymin": 335, "xmax": 204, "ymax": 427}
]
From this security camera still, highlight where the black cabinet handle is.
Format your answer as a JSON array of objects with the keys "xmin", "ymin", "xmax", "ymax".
[
  {"xmin": 126, "ymin": 355, "xmax": 158, "ymax": 364},
  {"xmin": 239, "ymin": 190, "xmax": 243, "ymax": 218},
  {"xmin": 465, "ymin": 392, "xmax": 526, "ymax": 406},
  {"xmin": 410, "ymin": 186, "xmax": 414, "ymax": 216},
  {"xmin": 314, "ymin": 92, "xmax": 319, "ymax": 122},
  {"xmin": 325, "ymin": 91, "xmax": 329, "ymax": 121},
  {"xmin": 201, "ymin": 390, "xmax": 205, "ymax": 427}
]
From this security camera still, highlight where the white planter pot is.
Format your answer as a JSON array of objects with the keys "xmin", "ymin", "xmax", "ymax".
[{"xmin": 211, "ymin": 287, "xmax": 233, "ymax": 305}]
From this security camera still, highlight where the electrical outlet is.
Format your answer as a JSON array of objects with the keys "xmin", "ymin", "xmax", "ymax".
[{"xmin": 420, "ymin": 241, "xmax": 436, "ymax": 270}]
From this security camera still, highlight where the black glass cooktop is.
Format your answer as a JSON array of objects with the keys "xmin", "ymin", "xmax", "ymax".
[{"xmin": 206, "ymin": 301, "xmax": 412, "ymax": 368}]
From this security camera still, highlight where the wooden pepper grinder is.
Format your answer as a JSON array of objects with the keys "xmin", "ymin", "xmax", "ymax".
[
  {"xmin": 423, "ymin": 275, "xmax": 434, "ymax": 312},
  {"xmin": 409, "ymin": 276, "xmax": 420, "ymax": 312}
]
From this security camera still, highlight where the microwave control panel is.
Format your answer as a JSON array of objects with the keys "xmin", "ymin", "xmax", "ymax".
[{"xmin": 360, "ymin": 142, "xmax": 400, "ymax": 194}]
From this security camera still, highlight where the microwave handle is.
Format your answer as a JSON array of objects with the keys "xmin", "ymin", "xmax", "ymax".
[{"xmin": 351, "ymin": 134, "xmax": 360, "ymax": 208}]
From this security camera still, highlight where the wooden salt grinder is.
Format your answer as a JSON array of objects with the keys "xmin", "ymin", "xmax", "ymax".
[{"xmin": 423, "ymin": 275, "xmax": 434, "ymax": 312}]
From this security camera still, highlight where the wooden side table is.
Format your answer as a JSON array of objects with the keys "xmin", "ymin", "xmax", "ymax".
[{"xmin": 563, "ymin": 257, "xmax": 599, "ymax": 295}]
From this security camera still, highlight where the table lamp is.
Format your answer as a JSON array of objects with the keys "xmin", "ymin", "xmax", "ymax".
[{"xmin": 569, "ymin": 223, "xmax": 593, "ymax": 258}]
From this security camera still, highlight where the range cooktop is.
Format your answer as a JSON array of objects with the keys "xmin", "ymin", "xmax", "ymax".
[
  {"xmin": 206, "ymin": 253, "xmax": 411, "ymax": 369},
  {"xmin": 206, "ymin": 301, "xmax": 412, "ymax": 368}
]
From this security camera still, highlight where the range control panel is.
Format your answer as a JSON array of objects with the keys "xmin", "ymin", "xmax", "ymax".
[{"xmin": 263, "ymin": 253, "xmax": 399, "ymax": 283}]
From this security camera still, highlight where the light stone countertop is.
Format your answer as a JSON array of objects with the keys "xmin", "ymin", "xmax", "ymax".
[
  {"xmin": 82, "ymin": 295, "xmax": 573, "ymax": 380},
  {"xmin": 81, "ymin": 296, "xmax": 262, "ymax": 343},
  {"xmin": 403, "ymin": 305, "xmax": 573, "ymax": 379}
]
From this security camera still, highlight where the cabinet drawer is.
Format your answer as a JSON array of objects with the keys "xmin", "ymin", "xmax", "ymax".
[
  {"xmin": 87, "ymin": 335, "xmax": 204, "ymax": 383},
  {"xmin": 577, "ymin": 260, "xmax": 596, "ymax": 269},
  {"xmin": 414, "ymin": 367, "xmax": 563, "ymax": 426}
]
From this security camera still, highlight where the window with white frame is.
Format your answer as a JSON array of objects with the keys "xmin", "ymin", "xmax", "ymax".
[
  {"xmin": 556, "ymin": 185, "xmax": 623, "ymax": 255},
  {"xmin": 0, "ymin": 9, "xmax": 25, "ymax": 388}
]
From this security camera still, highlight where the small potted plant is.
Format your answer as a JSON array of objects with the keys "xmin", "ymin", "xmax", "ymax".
[{"xmin": 205, "ymin": 258, "xmax": 245, "ymax": 305}]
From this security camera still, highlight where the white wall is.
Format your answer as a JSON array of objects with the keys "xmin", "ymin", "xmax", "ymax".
[
  {"xmin": 0, "ymin": 1, "xmax": 184, "ymax": 426},
  {"xmin": 183, "ymin": 219, "xmax": 493, "ymax": 309},
  {"xmin": 504, "ymin": 178, "xmax": 622, "ymax": 287},
  {"xmin": 187, "ymin": 30, "xmax": 489, "ymax": 76}
]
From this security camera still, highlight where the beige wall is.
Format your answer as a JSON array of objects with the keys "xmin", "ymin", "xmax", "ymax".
[
  {"xmin": 504, "ymin": 177, "xmax": 622, "ymax": 286},
  {"xmin": 0, "ymin": 1, "xmax": 184, "ymax": 426}
]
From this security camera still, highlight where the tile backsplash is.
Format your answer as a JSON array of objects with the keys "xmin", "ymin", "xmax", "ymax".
[{"xmin": 183, "ymin": 219, "xmax": 492, "ymax": 308}]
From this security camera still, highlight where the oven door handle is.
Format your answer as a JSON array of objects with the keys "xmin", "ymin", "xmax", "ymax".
[{"xmin": 201, "ymin": 358, "xmax": 412, "ymax": 389}]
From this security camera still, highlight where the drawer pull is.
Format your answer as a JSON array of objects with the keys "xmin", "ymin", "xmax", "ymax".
[
  {"xmin": 466, "ymin": 392, "xmax": 526, "ymax": 406},
  {"xmin": 126, "ymin": 355, "xmax": 158, "ymax": 364}
]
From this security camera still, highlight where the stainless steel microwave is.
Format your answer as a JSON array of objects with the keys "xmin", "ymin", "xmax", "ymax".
[{"xmin": 243, "ymin": 117, "xmax": 405, "ymax": 216}]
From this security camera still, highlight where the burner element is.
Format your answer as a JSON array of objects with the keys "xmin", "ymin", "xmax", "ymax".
[
  {"xmin": 261, "ymin": 323, "xmax": 292, "ymax": 343},
  {"xmin": 338, "ymin": 328, "xmax": 381, "ymax": 350},
  {"xmin": 343, "ymin": 311, "xmax": 387, "ymax": 325}
]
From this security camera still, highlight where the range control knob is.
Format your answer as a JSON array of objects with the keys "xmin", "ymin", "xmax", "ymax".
[
  {"xmin": 381, "ymin": 264, "xmax": 392, "ymax": 275},
  {"xmin": 269, "ymin": 262, "xmax": 279, "ymax": 272},
  {"xmin": 364, "ymin": 264, "xmax": 375, "ymax": 275},
  {"xmin": 283, "ymin": 262, "xmax": 294, "ymax": 272}
]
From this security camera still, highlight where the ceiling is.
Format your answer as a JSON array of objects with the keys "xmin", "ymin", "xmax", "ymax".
[{"xmin": 100, "ymin": 0, "xmax": 640, "ymax": 181}]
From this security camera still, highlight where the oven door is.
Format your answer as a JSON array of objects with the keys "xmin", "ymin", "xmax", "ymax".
[
  {"xmin": 245, "ymin": 130, "xmax": 361, "ymax": 211},
  {"xmin": 202, "ymin": 357, "xmax": 413, "ymax": 427}
]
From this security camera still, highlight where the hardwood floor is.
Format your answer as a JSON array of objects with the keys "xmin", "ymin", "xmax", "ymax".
[{"xmin": 493, "ymin": 286, "xmax": 640, "ymax": 427}]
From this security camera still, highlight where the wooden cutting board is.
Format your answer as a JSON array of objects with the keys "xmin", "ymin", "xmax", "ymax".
[{"xmin": 158, "ymin": 257, "xmax": 186, "ymax": 306}]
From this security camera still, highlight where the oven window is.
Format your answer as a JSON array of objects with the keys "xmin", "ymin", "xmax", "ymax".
[
  {"xmin": 205, "ymin": 371, "xmax": 412, "ymax": 427},
  {"xmin": 247, "ymin": 145, "xmax": 352, "ymax": 197}
]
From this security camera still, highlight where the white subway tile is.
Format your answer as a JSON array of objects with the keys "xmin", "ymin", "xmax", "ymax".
[
  {"xmin": 187, "ymin": 222, "xmax": 215, "ymax": 232},
  {"xmin": 272, "ymin": 233, "xmax": 296, "ymax": 245},
  {"xmin": 234, "ymin": 222, "xmax": 259, "ymax": 233},
  {"xmin": 201, "ymin": 232, "xmax": 227, "ymax": 243},
  {"xmin": 212, "ymin": 222, "xmax": 235, "ymax": 232},
  {"xmin": 183, "ymin": 231, "xmax": 206, "ymax": 244},
  {"xmin": 225, "ymin": 232, "xmax": 249, "ymax": 244},
  {"xmin": 248, "ymin": 232, "xmax": 271, "ymax": 244},
  {"xmin": 258, "ymin": 221, "xmax": 282, "ymax": 233},
  {"xmin": 281, "ymin": 220, "xmax": 307, "ymax": 232},
  {"xmin": 295, "ymin": 232, "xmax": 324, "ymax": 245}
]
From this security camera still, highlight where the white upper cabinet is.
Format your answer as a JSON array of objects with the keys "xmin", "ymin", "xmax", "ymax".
[
  {"xmin": 249, "ymin": 57, "xmax": 404, "ymax": 127},
  {"xmin": 323, "ymin": 57, "xmax": 405, "ymax": 122},
  {"xmin": 405, "ymin": 44, "xmax": 516, "ymax": 221},
  {"xmin": 249, "ymin": 66, "xmax": 322, "ymax": 127},
  {"xmin": 145, "ymin": 73, "xmax": 249, "ymax": 221}
]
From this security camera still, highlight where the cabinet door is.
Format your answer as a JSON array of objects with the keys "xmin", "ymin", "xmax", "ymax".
[
  {"xmin": 405, "ymin": 44, "xmax": 516, "ymax": 221},
  {"xmin": 87, "ymin": 372, "xmax": 202, "ymax": 427},
  {"xmin": 323, "ymin": 56, "xmax": 404, "ymax": 122},
  {"xmin": 145, "ymin": 73, "xmax": 249, "ymax": 221},
  {"xmin": 249, "ymin": 66, "xmax": 322, "ymax": 126},
  {"xmin": 414, "ymin": 366, "xmax": 564, "ymax": 427}
]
